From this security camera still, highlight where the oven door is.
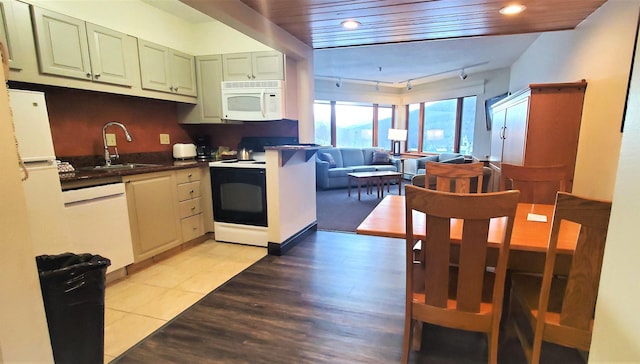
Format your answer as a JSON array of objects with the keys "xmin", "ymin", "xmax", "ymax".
[{"xmin": 211, "ymin": 167, "xmax": 267, "ymax": 227}]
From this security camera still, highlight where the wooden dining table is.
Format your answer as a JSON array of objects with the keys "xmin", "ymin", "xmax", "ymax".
[{"xmin": 356, "ymin": 195, "xmax": 580, "ymax": 273}]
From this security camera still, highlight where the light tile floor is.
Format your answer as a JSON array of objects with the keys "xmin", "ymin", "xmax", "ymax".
[{"xmin": 104, "ymin": 240, "xmax": 266, "ymax": 363}]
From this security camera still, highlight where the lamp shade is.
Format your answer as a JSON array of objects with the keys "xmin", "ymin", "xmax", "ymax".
[{"xmin": 387, "ymin": 128, "xmax": 408, "ymax": 141}]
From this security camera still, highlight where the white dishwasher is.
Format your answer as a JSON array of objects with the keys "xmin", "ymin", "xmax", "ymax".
[{"xmin": 63, "ymin": 183, "xmax": 134, "ymax": 273}]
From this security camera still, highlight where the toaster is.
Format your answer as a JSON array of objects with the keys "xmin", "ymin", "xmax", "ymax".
[{"xmin": 172, "ymin": 143, "xmax": 197, "ymax": 159}]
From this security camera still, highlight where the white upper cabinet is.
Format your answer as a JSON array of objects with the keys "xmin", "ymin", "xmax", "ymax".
[
  {"xmin": 0, "ymin": 0, "xmax": 25, "ymax": 70},
  {"xmin": 31, "ymin": 7, "xmax": 135, "ymax": 87},
  {"xmin": 222, "ymin": 51, "xmax": 284, "ymax": 81},
  {"xmin": 138, "ymin": 39, "xmax": 196, "ymax": 97}
]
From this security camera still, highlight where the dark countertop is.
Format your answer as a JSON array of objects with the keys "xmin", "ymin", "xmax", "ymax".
[{"xmin": 60, "ymin": 159, "xmax": 210, "ymax": 190}]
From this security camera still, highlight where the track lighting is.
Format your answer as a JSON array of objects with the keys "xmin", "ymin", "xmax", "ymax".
[
  {"xmin": 335, "ymin": 78, "xmax": 342, "ymax": 88},
  {"xmin": 459, "ymin": 69, "xmax": 468, "ymax": 80},
  {"xmin": 406, "ymin": 80, "xmax": 412, "ymax": 90}
]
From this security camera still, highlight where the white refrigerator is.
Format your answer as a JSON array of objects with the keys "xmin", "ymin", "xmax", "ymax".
[{"xmin": 10, "ymin": 89, "xmax": 70, "ymax": 255}]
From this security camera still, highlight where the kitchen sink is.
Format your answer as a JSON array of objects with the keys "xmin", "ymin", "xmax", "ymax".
[{"xmin": 84, "ymin": 163, "xmax": 162, "ymax": 171}]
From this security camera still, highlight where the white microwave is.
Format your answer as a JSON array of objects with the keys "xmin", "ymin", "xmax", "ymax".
[{"xmin": 221, "ymin": 80, "xmax": 284, "ymax": 121}]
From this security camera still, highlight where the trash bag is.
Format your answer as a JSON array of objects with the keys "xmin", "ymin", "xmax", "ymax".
[{"xmin": 36, "ymin": 253, "xmax": 111, "ymax": 364}]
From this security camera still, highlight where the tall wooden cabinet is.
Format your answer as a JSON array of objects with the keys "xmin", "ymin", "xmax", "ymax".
[{"xmin": 489, "ymin": 80, "xmax": 587, "ymax": 191}]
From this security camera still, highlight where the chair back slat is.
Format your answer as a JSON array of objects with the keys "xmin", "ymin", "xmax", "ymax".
[
  {"xmin": 424, "ymin": 216, "xmax": 451, "ymax": 308},
  {"xmin": 500, "ymin": 164, "xmax": 568, "ymax": 204},
  {"xmin": 426, "ymin": 162, "xmax": 484, "ymax": 194},
  {"xmin": 456, "ymin": 220, "xmax": 491, "ymax": 312}
]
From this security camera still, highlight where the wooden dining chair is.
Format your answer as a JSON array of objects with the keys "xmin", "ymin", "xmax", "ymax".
[
  {"xmin": 423, "ymin": 161, "xmax": 485, "ymax": 193},
  {"xmin": 500, "ymin": 164, "xmax": 569, "ymax": 204},
  {"xmin": 402, "ymin": 185, "xmax": 520, "ymax": 364},
  {"xmin": 509, "ymin": 192, "xmax": 612, "ymax": 364}
]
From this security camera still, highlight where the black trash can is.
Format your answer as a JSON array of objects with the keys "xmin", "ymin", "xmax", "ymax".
[{"xmin": 36, "ymin": 253, "xmax": 111, "ymax": 364}]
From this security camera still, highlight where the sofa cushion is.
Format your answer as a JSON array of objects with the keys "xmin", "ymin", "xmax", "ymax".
[
  {"xmin": 341, "ymin": 148, "xmax": 365, "ymax": 167},
  {"xmin": 439, "ymin": 155, "xmax": 465, "ymax": 164},
  {"xmin": 319, "ymin": 152, "xmax": 337, "ymax": 168},
  {"xmin": 439, "ymin": 153, "xmax": 462, "ymax": 162},
  {"xmin": 319, "ymin": 148, "xmax": 344, "ymax": 168},
  {"xmin": 351, "ymin": 166, "xmax": 377, "ymax": 173},
  {"xmin": 372, "ymin": 150, "xmax": 392, "ymax": 165},
  {"xmin": 416, "ymin": 155, "xmax": 440, "ymax": 170},
  {"xmin": 327, "ymin": 167, "xmax": 353, "ymax": 178}
]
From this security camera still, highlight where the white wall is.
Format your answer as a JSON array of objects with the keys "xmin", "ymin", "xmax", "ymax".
[
  {"xmin": 509, "ymin": 1, "xmax": 639, "ymax": 200},
  {"xmin": 0, "ymin": 68, "xmax": 54, "ymax": 361},
  {"xmin": 590, "ymin": 17, "xmax": 640, "ymax": 362}
]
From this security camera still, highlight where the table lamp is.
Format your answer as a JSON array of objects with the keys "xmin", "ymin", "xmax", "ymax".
[{"xmin": 387, "ymin": 128, "xmax": 407, "ymax": 156}]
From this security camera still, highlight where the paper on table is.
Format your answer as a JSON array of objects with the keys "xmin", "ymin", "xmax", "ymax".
[{"xmin": 527, "ymin": 213, "xmax": 548, "ymax": 223}]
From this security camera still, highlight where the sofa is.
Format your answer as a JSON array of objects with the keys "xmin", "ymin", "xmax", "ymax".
[
  {"xmin": 407, "ymin": 153, "xmax": 492, "ymax": 193},
  {"xmin": 315, "ymin": 147, "xmax": 401, "ymax": 189}
]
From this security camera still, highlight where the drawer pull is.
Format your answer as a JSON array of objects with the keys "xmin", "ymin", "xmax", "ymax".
[{"xmin": 191, "ymin": 207, "xmax": 196, "ymax": 211}]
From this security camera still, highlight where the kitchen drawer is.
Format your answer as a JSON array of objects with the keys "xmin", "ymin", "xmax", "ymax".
[
  {"xmin": 177, "ymin": 181, "xmax": 200, "ymax": 201},
  {"xmin": 181, "ymin": 214, "xmax": 204, "ymax": 242},
  {"xmin": 179, "ymin": 198, "xmax": 201, "ymax": 218},
  {"xmin": 176, "ymin": 168, "xmax": 201, "ymax": 184}
]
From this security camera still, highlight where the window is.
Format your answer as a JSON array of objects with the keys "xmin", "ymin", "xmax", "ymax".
[
  {"xmin": 406, "ymin": 96, "xmax": 476, "ymax": 154},
  {"xmin": 335, "ymin": 103, "xmax": 372, "ymax": 148},
  {"xmin": 314, "ymin": 101, "xmax": 394, "ymax": 148},
  {"xmin": 314, "ymin": 101, "xmax": 332, "ymax": 146}
]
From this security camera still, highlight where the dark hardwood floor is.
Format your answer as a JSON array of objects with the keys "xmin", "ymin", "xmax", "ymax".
[{"xmin": 113, "ymin": 231, "xmax": 585, "ymax": 363}]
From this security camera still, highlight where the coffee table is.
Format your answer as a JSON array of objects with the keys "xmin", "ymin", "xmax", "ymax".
[{"xmin": 347, "ymin": 171, "xmax": 403, "ymax": 200}]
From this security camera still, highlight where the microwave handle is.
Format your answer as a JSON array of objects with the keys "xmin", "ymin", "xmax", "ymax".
[{"xmin": 260, "ymin": 89, "xmax": 266, "ymax": 118}]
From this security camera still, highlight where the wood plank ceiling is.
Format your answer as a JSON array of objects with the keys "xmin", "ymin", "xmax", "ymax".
[{"xmin": 238, "ymin": 0, "xmax": 608, "ymax": 49}]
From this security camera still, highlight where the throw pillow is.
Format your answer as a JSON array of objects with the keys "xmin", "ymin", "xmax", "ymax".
[
  {"xmin": 372, "ymin": 150, "xmax": 391, "ymax": 165},
  {"xmin": 320, "ymin": 152, "xmax": 337, "ymax": 168}
]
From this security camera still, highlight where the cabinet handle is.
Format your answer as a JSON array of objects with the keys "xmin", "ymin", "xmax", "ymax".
[
  {"xmin": 86, "ymin": 73, "xmax": 92, "ymax": 78},
  {"xmin": 191, "ymin": 206, "xmax": 196, "ymax": 211},
  {"xmin": 190, "ymin": 190, "xmax": 194, "ymax": 194},
  {"xmin": 94, "ymin": 73, "xmax": 100, "ymax": 79},
  {"xmin": 246, "ymin": 74, "xmax": 252, "ymax": 79},
  {"xmin": 188, "ymin": 174, "xmax": 192, "ymax": 178},
  {"xmin": 500, "ymin": 127, "xmax": 506, "ymax": 140}
]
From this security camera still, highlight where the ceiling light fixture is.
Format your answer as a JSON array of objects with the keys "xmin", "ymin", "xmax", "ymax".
[
  {"xmin": 406, "ymin": 80, "xmax": 412, "ymax": 91},
  {"xmin": 499, "ymin": 4, "xmax": 526, "ymax": 15},
  {"xmin": 459, "ymin": 69, "xmax": 468, "ymax": 80},
  {"xmin": 341, "ymin": 19, "xmax": 361, "ymax": 29},
  {"xmin": 335, "ymin": 78, "xmax": 342, "ymax": 88}
]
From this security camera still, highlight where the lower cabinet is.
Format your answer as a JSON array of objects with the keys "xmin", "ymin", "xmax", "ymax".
[{"xmin": 123, "ymin": 171, "xmax": 181, "ymax": 262}]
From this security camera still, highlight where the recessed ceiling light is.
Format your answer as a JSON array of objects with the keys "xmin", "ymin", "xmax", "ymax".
[
  {"xmin": 341, "ymin": 20, "xmax": 361, "ymax": 29},
  {"xmin": 499, "ymin": 4, "xmax": 526, "ymax": 15}
]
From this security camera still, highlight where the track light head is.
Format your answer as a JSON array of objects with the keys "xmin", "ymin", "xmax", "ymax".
[
  {"xmin": 375, "ymin": 81, "xmax": 380, "ymax": 91},
  {"xmin": 459, "ymin": 69, "xmax": 468, "ymax": 80},
  {"xmin": 406, "ymin": 80, "xmax": 412, "ymax": 90},
  {"xmin": 335, "ymin": 78, "xmax": 342, "ymax": 88}
]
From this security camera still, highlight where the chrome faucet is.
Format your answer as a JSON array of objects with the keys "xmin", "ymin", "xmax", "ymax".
[{"xmin": 102, "ymin": 121, "xmax": 133, "ymax": 166}]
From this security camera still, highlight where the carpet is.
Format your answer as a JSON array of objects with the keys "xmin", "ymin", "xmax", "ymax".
[{"xmin": 315, "ymin": 186, "xmax": 397, "ymax": 232}]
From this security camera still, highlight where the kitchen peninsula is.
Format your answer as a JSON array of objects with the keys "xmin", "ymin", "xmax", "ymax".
[{"xmin": 264, "ymin": 145, "xmax": 320, "ymax": 255}]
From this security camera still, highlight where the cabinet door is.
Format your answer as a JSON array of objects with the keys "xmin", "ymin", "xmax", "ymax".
[
  {"xmin": 502, "ymin": 97, "xmax": 530, "ymax": 166},
  {"xmin": 489, "ymin": 107, "xmax": 506, "ymax": 162},
  {"xmin": 0, "ymin": 0, "xmax": 24, "ymax": 70},
  {"xmin": 124, "ymin": 172, "xmax": 181, "ymax": 262},
  {"xmin": 222, "ymin": 52, "xmax": 253, "ymax": 80},
  {"xmin": 252, "ymin": 51, "xmax": 284, "ymax": 80},
  {"xmin": 197, "ymin": 55, "xmax": 223, "ymax": 120},
  {"xmin": 138, "ymin": 39, "xmax": 172, "ymax": 93},
  {"xmin": 31, "ymin": 7, "xmax": 92, "ymax": 80},
  {"xmin": 86, "ymin": 22, "xmax": 134, "ymax": 86},
  {"xmin": 178, "ymin": 55, "xmax": 223, "ymax": 123},
  {"xmin": 169, "ymin": 49, "xmax": 196, "ymax": 96}
]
